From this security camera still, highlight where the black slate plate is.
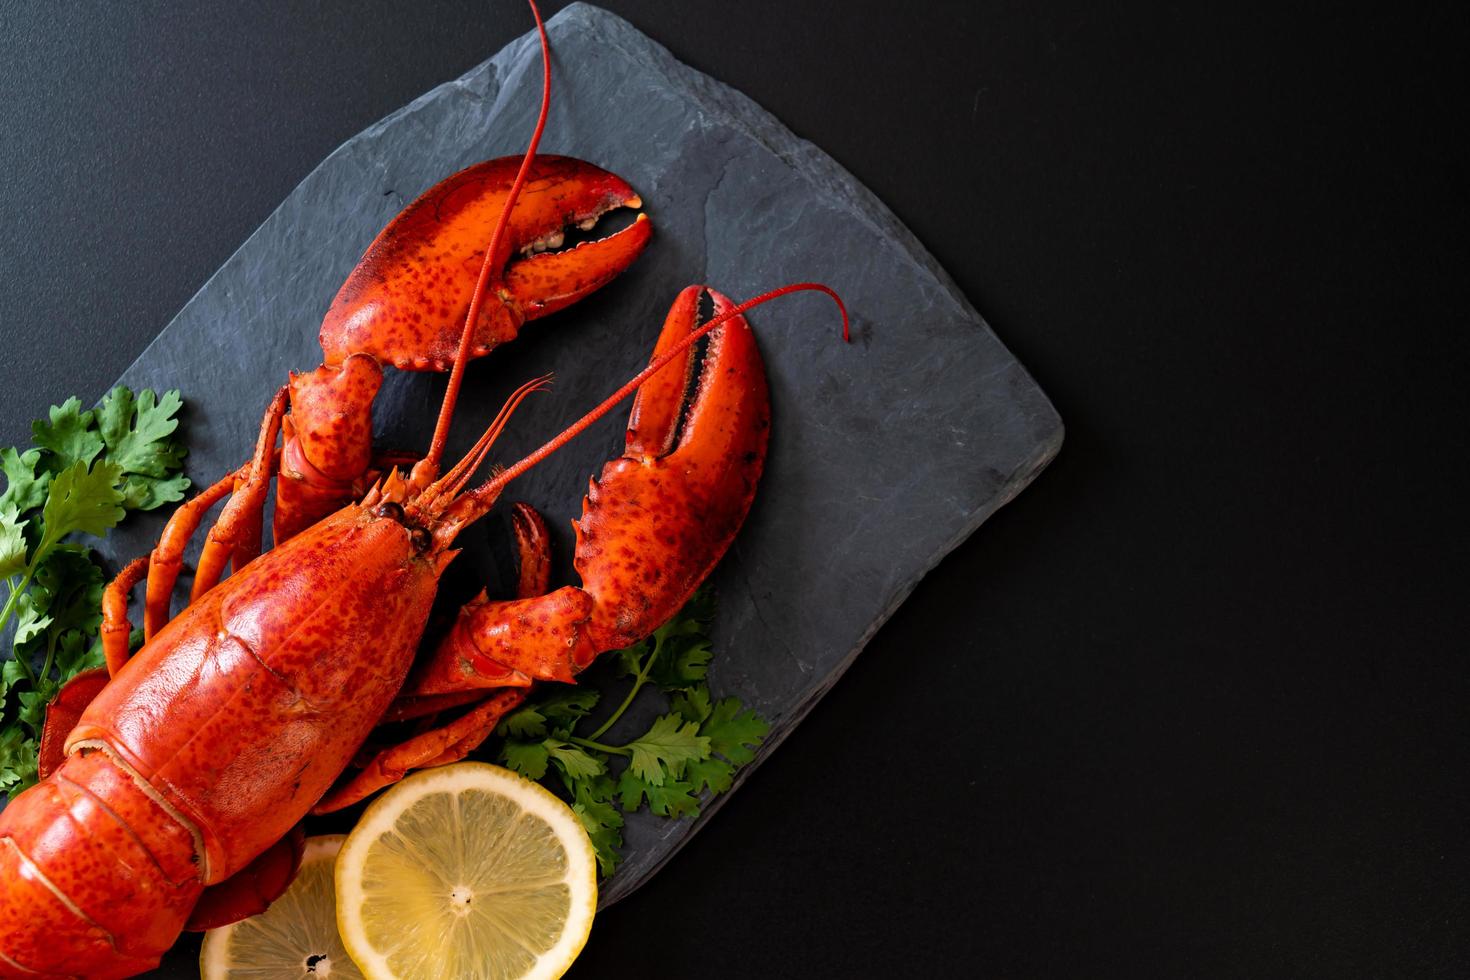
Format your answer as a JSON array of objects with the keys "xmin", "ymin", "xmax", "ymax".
[{"xmin": 7, "ymin": 3, "xmax": 1059, "ymax": 971}]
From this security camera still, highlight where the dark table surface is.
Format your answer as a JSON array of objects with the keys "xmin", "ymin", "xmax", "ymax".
[{"xmin": 1, "ymin": 2, "xmax": 1463, "ymax": 977}]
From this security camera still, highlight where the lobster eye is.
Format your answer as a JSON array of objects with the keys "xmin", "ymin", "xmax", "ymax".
[
  {"xmin": 411, "ymin": 527, "xmax": 433, "ymax": 553},
  {"xmin": 375, "ymin": 501, "xmax": 406, "ymax": 523}
]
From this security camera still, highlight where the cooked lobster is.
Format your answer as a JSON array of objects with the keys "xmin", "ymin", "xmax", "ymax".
[{"xmin": 0, "ymin": 3, "xmax": 844, "ymax": 975}]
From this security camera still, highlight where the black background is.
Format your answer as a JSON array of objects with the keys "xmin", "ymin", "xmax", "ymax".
[{"xmin": 1, "ymin": 2, "xmax": 1465, "ymax": 977}]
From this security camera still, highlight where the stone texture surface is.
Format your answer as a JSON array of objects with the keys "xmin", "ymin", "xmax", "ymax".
[{"xmin": 40, "ymin": 0, "xmax": 1057, "ymax": 938}]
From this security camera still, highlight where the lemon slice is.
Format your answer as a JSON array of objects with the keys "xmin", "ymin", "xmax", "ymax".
[
  {"xmin": 200, "ymin": 834, "xmax": 363, "ymax": 979},
  {"xmin": 335, "ymin": 762, "xmax": 597, "ymax": 980}
]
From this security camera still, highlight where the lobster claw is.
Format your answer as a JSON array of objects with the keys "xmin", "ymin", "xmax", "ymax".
[
  {"xmin": 576, "ymin": 285, "xmax": 771, "ymax": 651},
  {"xmin": 401, "ymin": 285, "xmax": 769, "ymax": 698},
  {"xmin": 319, "ymin": 155, "xmax": 651, "ymax": 371}
]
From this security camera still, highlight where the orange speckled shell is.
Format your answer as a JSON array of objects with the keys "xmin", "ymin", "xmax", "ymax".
[
  {"xmin": 319, "ymin": 155, "xmax": 648, "ymax": 371},
  {"xmin": 68, "ymin": 506, "xmax": 441, "ymax": 883}
]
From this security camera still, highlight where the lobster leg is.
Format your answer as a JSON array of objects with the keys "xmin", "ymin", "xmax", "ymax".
[
  {"xmin": 102, "ymin": 555, "xmax": 149, "ymax": 674},
  {"xmin": 191, "ymin": 386, "xmax": 288, "ymax": 600},
  {"xmin": 143, "ymin": 469, "xmax": 239, "ymax": 639},
  {"xmin": 313, "ymin": 690, "xmax": 527, "ymax": 814}
]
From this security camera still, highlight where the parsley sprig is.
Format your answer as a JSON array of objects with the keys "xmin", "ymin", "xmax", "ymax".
[
  {"xmin": 495, "ymin": 588, "xmax": 771, "ymax": 876},
  {"xmin": 0, "ymin": 387, "xmax": 188, "ymax": 798}
]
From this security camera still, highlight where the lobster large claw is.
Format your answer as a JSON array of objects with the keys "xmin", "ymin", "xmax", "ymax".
[
  {"xmin": 276, "ymin": 155, "xmax": 650, "ymax": 542},
  {"xmin": 403, "ymin": 285, "xmax": 769, "ymax": 697},
  {"xmin": 319, "ymin": 155, "xmax": 651, "ymax": 371}
]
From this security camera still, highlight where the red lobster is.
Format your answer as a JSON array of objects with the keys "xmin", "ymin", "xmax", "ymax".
[{"xmin": 0, "ymin": 4, "xmax": 844, "ymax": 976}]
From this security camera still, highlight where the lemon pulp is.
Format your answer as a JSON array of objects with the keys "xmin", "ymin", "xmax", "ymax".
[
  {"xmin": 335, "ymin": 763, "xmax": 597, "ymax": 980},
  {"xmin": 200, "ymin": 834, "xmax": 363, "ymax": 979}
]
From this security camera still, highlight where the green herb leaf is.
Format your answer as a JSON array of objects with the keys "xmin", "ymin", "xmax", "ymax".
[
  {"xmin": 572, "ymin": 780, "xmax": 625, "ymax": 877},
  {"xmin": 1, "ymin": 660, "xmax": 28, "ymax": 701},
  {"xmin": 98, "ymin": 387, "xmax": 186, "ymax": 477},
  {"xmin": 38, "ymin": 460, "xmax": 126, "ymax": 550},
  {"xmin": 13, "ymin": 591, "xmax": 53, "ymax": 646},
  {"xmin": 685, "ymin": 755, "xmax": 736, "ymax": 795},
  {"xmin": 702, "ymin": 697, "xmax": 770, "ymax": 766},
  {"xmin": 499, "ymin": 705, "xmax": 549, "ymax": 740},
  {"xmin": 617, "ymin": 766, "xmax": 701, "ymax": 818},
  {"xmin": 97, "ymin": 387, "xmax": 190, "ymax": 511},
  {"xmin": 54, "ymin": 631, "xmax": 104, "ymax": 678},
  {"xmin": 31, "ymin": 398, "xmax": 104, "ymax": 473},
  {"xmin": 644, "ymin": 588, "xmax": 716, "ymax": 691},
  {"xmin": 500, "ymin": 739, "xmax": 551, "ymax": 781},
  {"xmin": 669, "ymin": 684, "xmax": 713, "ymax": 725},
  {"xmin": 537, "ymin": 687, "xmax": 600, "ymax": 727},
  {"xmin": 119, "ymin": 472, "xmax": 190, "ymax": 512},
  {"xmin": 627, "ymin": 714, "xmax": 709, "ymax": 784},
  {"xmin": 0, "ymin": 507, "xmax": 28, "ymax": 580},
  {"xmin": 547, "ymin": 741, "xmax": 606, "ymax": 782},
  {"xmin": 0, "ymin": 725, "xmax": 39, "ymax": 799},
  {"xmin": 32, "ymin": 550, "xmax": 105, "ymax": 639},
  {"xmin": 0, "ymin": 448, "xmax": 51, "ymax": 514}
]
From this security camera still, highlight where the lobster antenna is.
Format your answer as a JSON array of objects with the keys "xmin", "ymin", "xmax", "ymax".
[
  {"xmin": 463, "ymin": 282, "xmax": 849, "ymax": 506},
  {"xmin": 415, "ymin": 0, "xmax": 552, "ymax": 486}
]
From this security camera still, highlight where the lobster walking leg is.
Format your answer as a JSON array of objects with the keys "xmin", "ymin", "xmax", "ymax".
[
  {"xmin": 143, "ymin": 470, "xmax": 239, "ymax": 638},
  {"xmin": 102, "ymin": 556, "xmax": 150, "ymax": 675},
  {"xmin": 314, "ymin": 690, "xmax": 527, "ymax": 813},
  {"xmin": 191, "ymin": 386, "xmax": 288, "ymax": 600}
]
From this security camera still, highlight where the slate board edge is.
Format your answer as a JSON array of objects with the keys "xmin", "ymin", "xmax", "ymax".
[
  {"xmin": 598, "ymin": 423, "xmax": 1064, "ymax": 904},
  {"xmin": 92, "ymin": 3, "xmax": 1066, "ymax": 909}
]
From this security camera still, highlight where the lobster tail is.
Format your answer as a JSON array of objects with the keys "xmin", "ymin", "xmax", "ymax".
[{"xmin": 0, "ymin": 751, "xmax": 203, "ymax": 978}]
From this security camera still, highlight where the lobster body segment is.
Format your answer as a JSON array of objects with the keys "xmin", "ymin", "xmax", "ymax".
[{"xmin": 72, "ymin": 505, "xmax": 443, "ymax": 882}]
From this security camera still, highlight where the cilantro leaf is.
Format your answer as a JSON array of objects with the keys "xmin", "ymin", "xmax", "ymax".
[
  {"xmin": 32, "ymin": 549, "xmax": 105, "ymax": 638},
  {"xmin": 1, "ymin": 660, "xmax": 28, "ymax": 701},
  {"xmin": 2, "ymin": 387, "xmax": 190, "ymax": 802},
  {"xmin": 12, "ymin": 591, "xmax": 53, "ymax": 646},
  {"xmin": 17, "ymin": 682, "xmax": 56, "ymax": 733},
  {"xmin": 703, "ymin": 697, "xmax": 770, "ymax": 766},
  {"xmin": 97, "ymin": 387, "xmax": 190, "ymax": 510},
  {"xmin": 685, "ymin": 755, "xmax": 736, "ymax": 795},
  {"xmin": 627, "ymin": 714, "xmax": 709, "ymax": 784},
  {"xmin": 38, "ymin": 460, "xmax": 126, "ymax": 550},
  {"xmin": 0, "ymin": 448, "xmax": 51, "ymax": 514},
  {"xmin": 119, "ymin": 472, "xmax": 190, "ymax": 512},
  {"xmin": 537, "ymin": 687, "xmax": 600, "ymax": 727},
  {"xmin": 98, "ymin": 387, "xmax": 186, "ymax": 476},
  {"xmin": 572, "ymin": 780, "xmax": 625, "ymax": 877},
  {"xmin": 486, "ymin": 588, "xmax": 769, "ymax": 880},
  {"xmin": 500, "ymin": 739, "xmax": 551, "ymax": 781},
  {"xmin": 0, "ymin": 725, "xmax": 39, "ymax": 799},
  {"xmin": 546, "ymin": 741, "xmax": 606, "ymax": 782},
  {"xmin": 54, "ymin": 631, "xmax": 104, "ymax": 678},
  {"xmin": 499, "ymin": 705, "xmax": 549, "ymax": 740},
  {"xmin": 617, "ymin": 766, "xmax": 701, "ymax": 818},
  {"xmin": 644, "ymin": 588, "xmax": 716, "ymax": 691},
  {"xmin": 0, "ymin": 507, "xmax": 28, "ymax": 580},
  {"xmin": 670, "ymin": 684, "xmax": 713, "ymax": 725},
  {"xmin": 31, "ymin": 398, "xmax": 104, "ymax": 473}
]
